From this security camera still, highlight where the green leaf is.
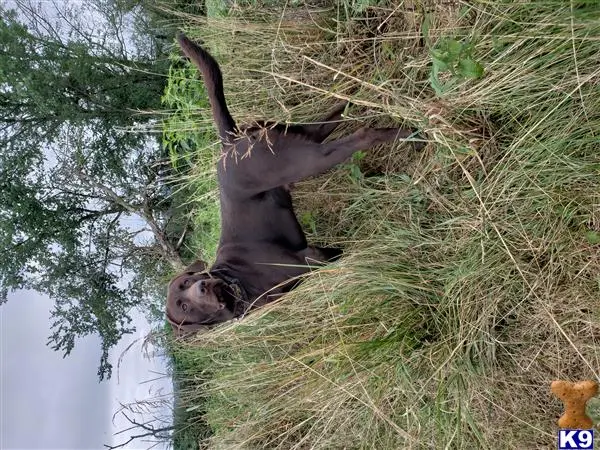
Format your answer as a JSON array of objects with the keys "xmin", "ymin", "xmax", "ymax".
[
  {"xmin": 447, "ymin": 39, "xmax": 463, "ymax": 59},
  {"xmin": 300, "ymin": 212, "xmax": 317, "ymax": 234},
  {"xmin": 462, "ymin": 42, "xmax": 475, "ymax": 55},
  {"xmin": 455, "ymin": 146, "xmax": 476, "ymax": 156},
  {"xmin": 353, "ymin": 150, "xmax": 366, "ymax": 162},
  {"xmin": 429, "ymin": 72, "xmax": 446, "ymax": 96},
  {"xmin": 457, "ymin": 58, "xmax": 484, "ymax": 79},
  {"xmin": 432, "ymin": 57, "xmax": 449, "ymax": 73},
  {"xmin": 586, "ymin": 231, "xmax": 600, "ymax": 245},
  {"xmin": 422, "ymin": 13, "xmax": 432, "ymax": 46},
  {"xmin": 430, "ymin": 49, "xmax": 449, "ymax": 62},
  {"xmin": 351, "ymin": 164, "xmax": 363, "ymax": 180},
  {"xmin": 431, "ymin": 49, "xmax": 450, "ymax": 73}
]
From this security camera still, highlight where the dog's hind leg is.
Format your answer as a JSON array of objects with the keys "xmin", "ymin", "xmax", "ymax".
[
  {"xmin": 320, "ymin": 127, "xmax": 414, "ymax": 157},
  {"xmin": 223, "ymin": 126, "xmax": 416, "ymax": 194},
  {"xmin": 299, "ymin": 103, "xmax": 348, "ymax": 143}
]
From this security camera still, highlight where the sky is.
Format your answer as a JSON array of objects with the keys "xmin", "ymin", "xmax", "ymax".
[{"xmin": 0, "ymin": 289, "xmax": 173, "ymax": 450}]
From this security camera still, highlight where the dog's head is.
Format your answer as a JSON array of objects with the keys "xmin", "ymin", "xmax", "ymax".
[{"xmin": 166, "ymin": 260, "xmax": 237, "ymax": 335}]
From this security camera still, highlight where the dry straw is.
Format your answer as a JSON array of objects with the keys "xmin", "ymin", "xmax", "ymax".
[{"xmin": 166, "ymin": 1, "xmax": 600, "ymax": 448}]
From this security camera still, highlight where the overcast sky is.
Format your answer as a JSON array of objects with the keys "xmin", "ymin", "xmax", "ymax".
[{"xmin": 1, "ymin": 290, "xmax": 172, "ymax": 449}]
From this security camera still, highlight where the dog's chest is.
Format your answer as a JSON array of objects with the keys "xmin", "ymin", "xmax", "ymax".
[
  {"xmin": 216, "ymin": 247, "xmax": 309, "ymax": 305},
  {"xmin": 263, "ymin": 187, "xmax": 293, "ymax": 208}
]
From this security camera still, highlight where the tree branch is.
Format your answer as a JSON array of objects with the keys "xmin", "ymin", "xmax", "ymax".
[
  {"xmin": 104, "ymin": 411, "xmax": 174, "ymax": 450},
  {"xmin": 74, "ymin": 168, "xmax": 183, "ymax": 269}
]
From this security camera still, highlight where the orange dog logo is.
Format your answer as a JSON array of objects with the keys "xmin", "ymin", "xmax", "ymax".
[{"xmin": 551, "ymin": 380, "xmax": 598, "ymax": 429}]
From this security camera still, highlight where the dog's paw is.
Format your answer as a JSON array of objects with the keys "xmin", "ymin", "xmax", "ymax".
[{"xmin": 410, "ymin": 133, "xmax": 428, "ymax": 151}]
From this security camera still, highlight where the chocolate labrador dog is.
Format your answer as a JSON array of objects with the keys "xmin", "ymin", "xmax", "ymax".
[{"xmin": 166, "ymin": 33, "xmax": 418, "ymax": 334}]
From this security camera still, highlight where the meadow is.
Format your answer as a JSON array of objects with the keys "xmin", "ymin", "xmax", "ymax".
[{"xmin": 162, "ymin": 1, "xmax": 600, "ymax": 448}]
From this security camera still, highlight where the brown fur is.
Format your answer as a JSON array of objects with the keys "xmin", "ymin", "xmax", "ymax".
[{"xmin": 166, "ymin": 34, "xmax": 421, "ymax": 335}]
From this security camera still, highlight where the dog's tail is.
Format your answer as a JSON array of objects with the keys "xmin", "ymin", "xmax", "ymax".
[{"xmin": 177, "ymin": 33, "xmax": 237, "ymax": 142}]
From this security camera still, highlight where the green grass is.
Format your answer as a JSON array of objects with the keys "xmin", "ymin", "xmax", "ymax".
[
  {"xmin": 162, "ymin": 57, "xmax": 221, "ymax": 263},
  {"xmin": 161, "ymin": 1, "xmax": 600, "ymax": 448}
]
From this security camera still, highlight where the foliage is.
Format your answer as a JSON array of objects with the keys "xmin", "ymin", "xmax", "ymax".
[
  {"xmin": 168, "ymin": 338, "xmax": 213, "ymax": 450},
  {"xmin": 0, "ymin": 3, "xmax": 175, "ymax": 380},
  {"xmin": 161, "ymin": 56, "xmax": 221, "ymax": 262},
  {"xmin": 428, "ymin": 38, "xmax": 485, "ymax": 96}
]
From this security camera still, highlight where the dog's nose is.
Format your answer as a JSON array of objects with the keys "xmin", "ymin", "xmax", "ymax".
[{"xmin": 197, "ymin": 280, "xmax": 207, "ymax": 295}]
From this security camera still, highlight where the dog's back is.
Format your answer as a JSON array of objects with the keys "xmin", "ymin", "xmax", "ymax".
[{"xmin": 177, "ymin": 33, "xmax": 309, "ymax": 253}]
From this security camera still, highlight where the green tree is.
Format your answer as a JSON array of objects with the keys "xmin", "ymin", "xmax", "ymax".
[
  {"xmin": 0, "ymin": 6, "xmax": 167, "ymax": 148},
  {"xmin": 0, "ymin": 5, "xmax": 185, "ymax": 380}
]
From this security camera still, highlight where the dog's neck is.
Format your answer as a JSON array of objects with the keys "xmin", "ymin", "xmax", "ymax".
[{"xmin": 209, "ymin": 265, "xmax": 250, "ymax": 317}]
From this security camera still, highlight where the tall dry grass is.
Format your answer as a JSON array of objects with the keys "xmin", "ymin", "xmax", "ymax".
[{"xmin": 166, "ymin": 1, "xmax": 600, "ymax": 448}]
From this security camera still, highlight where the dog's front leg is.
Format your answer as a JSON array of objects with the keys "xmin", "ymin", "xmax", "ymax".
[{"xmin": 300, "ymin": 246, "xmax": 343, "ymax": 265}]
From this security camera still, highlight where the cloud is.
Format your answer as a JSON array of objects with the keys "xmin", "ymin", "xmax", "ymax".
[
  {"xmin": 107, "ymin": 310, "xmax": 173, "ymax": 449},
  {"xmin": 0, "ymin": 291, "xmax": 172, "ymax": 450},
  {"xmin": 1, "ymin": 290, "xmax": 111, "ymax": 449}
]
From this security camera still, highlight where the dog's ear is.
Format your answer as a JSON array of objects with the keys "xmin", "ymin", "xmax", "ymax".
[
  {"xmin": 166, "ymin": 313, "xmax": 209, "ymax": 337},
  {"xmin": 184, "ymin": 259, "xmax": 207, "ymax": 274},
  {"xmin": 171, "ymin": 322, "xmax": 208, "ymax": 337}
]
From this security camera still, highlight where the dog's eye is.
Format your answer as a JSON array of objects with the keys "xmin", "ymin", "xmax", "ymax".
[
  {"xmin": 181, "ymin": 303, "xmax": 188, "ymax": 311},
  {"xmin": 180, "ymin": 279, "xmax": 191, "ymax": 290}
]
